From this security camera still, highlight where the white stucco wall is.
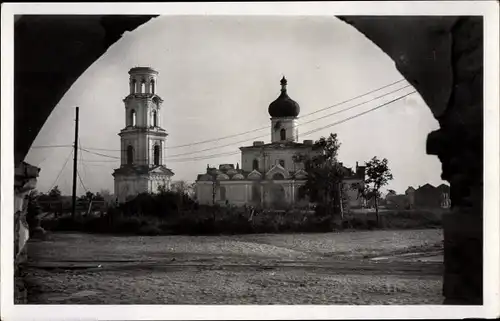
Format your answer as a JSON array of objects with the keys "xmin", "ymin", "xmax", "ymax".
[
  {"xmin": 195, "ymin": 180, "xmax": 310, "ymax": 208},
  {"xmin": 115, "ymin": 173, "xmax": 172, "ymax": 203},
  {"xmin": 241, "ymin": 147, "xmax": 317, "ymax": 173},
  {"xmin": 120, "ymin": 131, "xmax": 167, "ymax": 166},
  {"xmin": 271, "ymin": 117, "xmax": 298, "ymax": 142},
  {"xmin": 195, "ymin": 178, "xmax": 363, "ymax": 210},
  {"xmin": 196, "ymin": 182, "xmax": 214, "ymax": 205}
]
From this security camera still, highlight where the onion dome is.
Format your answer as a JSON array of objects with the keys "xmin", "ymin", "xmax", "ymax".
[{"xmin": 268, "ymin": 76, "xmax": 300, "ymax": 118}]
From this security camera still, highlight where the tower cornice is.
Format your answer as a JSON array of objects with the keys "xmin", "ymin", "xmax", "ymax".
[
  {"xmin": 119, "ymin": 127, "xmax": 168, "ymax": 137},
  {"xmin": 123, "ymin": 93, "xmax": 164, "ymax": 104}
]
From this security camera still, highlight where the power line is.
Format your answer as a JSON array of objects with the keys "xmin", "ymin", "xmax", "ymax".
[
  {"xmin": 166, "ymin": 78, "xmax": 406, "ymax": 149},
  {"xmin": 76, "ymin": 79, "xmax": 407, "ymax": 153},
  {"xmin": 299, "ymin": 79, "xmax": 406, "ymax": 118},
  {"xmin": 167, "ymin": 92, "xmax": 416, "ymax": 163},
  {"xmin": 63, "ymin": 90, "xmax": 416, "ymax": 166},
  {"xmin": 77, "ymin": 169, "xmax": 88, "ymax": 194},
  {"xmin": 125, "ymin": 91, "xmax": 418, "ymax": 164},
  {"xmin": 34, "ymin": 81, "xmax": 413, "ymax": 165},
  {"xmin": 80, "ymin": 147, "xmax": 120, "ymax": 159},
  {"xmin": 300, "ymin": 91, "xmax": 417, "ymax": 138},
  {"xmin": 79, "ymin": 139, "xmax": 89, "ymax": 179},
  {"xmin": 75, "ymin": 88, "xmax": 415, "ymax": 163},
  {"xmin": 164, "ymin": 84, "xmax": 412, "ymax": 159},
  {"xmin": 31, "ymin": 144, "xmax": 72, "ymax": 149},
  {"xmin": 47, "ymin": 149, "xmax": 73, "ymax": 192}
]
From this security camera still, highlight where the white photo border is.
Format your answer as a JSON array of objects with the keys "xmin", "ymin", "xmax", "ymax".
[{"xmin": 1, "ymin": 2, "xmax": 498, "ymax": 320}]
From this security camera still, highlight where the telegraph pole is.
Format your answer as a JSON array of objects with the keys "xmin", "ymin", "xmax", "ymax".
[{"xmin": 71, "ymin": 107, "xmax": 79, "ymax": 219}]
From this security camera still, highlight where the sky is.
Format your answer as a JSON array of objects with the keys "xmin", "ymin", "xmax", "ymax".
[{"xmin": 24, "ymin": 15, "xmax": 446, "ymax": 196}]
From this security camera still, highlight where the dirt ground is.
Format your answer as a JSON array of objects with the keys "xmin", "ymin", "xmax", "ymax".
[{"xmin": 23, "ymin": 229, "xmax": 444, "ymax": 304}]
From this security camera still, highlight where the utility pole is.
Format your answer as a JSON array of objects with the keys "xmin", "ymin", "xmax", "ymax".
[
  {"xmin": 71, "ymin": 107, "xmax": 79, "ymax": 220},
  {"xmin": 212, "ymin": 177, "xmax": 217, "ymax": 205}
]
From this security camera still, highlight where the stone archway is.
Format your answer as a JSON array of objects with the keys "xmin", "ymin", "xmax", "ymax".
[{"xmin": 12, "ymin": 15, "xmax": 485, "ymax": 305}]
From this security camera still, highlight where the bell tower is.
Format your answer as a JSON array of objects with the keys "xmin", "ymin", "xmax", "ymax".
[{"xmin": 112, "ymin": 67, "xmax": 174, "ymax": 203}]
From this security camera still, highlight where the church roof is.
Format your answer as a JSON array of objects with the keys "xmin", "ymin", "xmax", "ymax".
[
  {"xmin": 128, "ymin": 67, "xmax": 158, "ymax": 75},
  {"xmin": 113, "ymin": 165, "xmax": 174, "ymax": 177},
  {"xmin": 268, "ymin": 77, "xmax": 300, "ymax": 118},
  {"xmin": 240, "ymin": 141, "xmax": 317, "ymax": 150}
]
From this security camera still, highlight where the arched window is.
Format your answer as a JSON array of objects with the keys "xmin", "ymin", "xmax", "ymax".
[
  {"xmin": 140, "ymin": 80, "xmax": 146, "ymax": 93},
  {"xmin": 279, "ymin": 159, "xmax": 285, "ymax": 167},
  {"xmin": 127, "ymin": 145, "xmax": 134, "ymax": 165},
  {"xmin": 131, "ymin": 79, "xmax": 137, "ymax": 94},
  {"xmin": 273, "ymin": 173, "xmax": 285, "ymax": 180},
  {"xmin": 252, "ymin": 159, "xmax": 259, "ymax": 170},
  {"xmin": 153, "ymin": 145, "xmax": 160, "ymax": 166},
  {"xmin": 150, "ymin": 79, "xmax": 155, "ymax": 94},
  {"xmin": 280, "ymin": 128, "xmax": 286, "ymax": 141},
  {"xmin": 220, "ymin": 186, "xmax": 227, "ymax": 201},
  {"xmin": 130, "ymin": 109, "xmax": 136, "ymax": 126},
  {"xmin": 152, "ymin": 110, "xmax": 157, "ymax": 127}
]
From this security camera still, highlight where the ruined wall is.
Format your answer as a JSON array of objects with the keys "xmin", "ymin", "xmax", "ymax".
[{"xmin": 14, "ymin": 162, "xmax": 40, "ymax": 303}]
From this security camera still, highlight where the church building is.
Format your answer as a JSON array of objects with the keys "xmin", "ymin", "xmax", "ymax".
[
  {"xmin": 195, "ymin": 77, "xmax": 366, "ymax": 209},
  {"xmin": 113, "ymin": 67, "xmax": 174, "ymax": 203}
]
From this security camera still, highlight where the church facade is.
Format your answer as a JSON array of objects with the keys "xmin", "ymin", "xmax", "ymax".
[
  {"xmin": 113, "ymin": 67, "xmax": 174, "ymax": 203},
  {"xmin": 195, "ymin": 77, "xmax": 366, "ymax": 209}
]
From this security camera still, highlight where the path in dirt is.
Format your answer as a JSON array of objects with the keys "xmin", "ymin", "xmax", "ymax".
[{"xmin": 24, "ymin": 230, "xmax": 444, "ymax": 304}]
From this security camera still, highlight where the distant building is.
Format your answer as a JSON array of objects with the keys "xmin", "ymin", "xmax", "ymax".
[
  {"xmin": 410, "ymin": 183, "xmax": 451, "ymax": 209},
  {"xmin": 112, "ymin": 67, "xmax": 174, "ymax": 203},
  {"xmin": 195, "ymin": 77, "xmax": 365, "ymax": 209},
  {"xmin": 386, "ymin": 190, "xmax": 409, "ymax": 209},
  {"xmin": 405, "ymin": 186, "xmax": 416, "ymax": 209}
]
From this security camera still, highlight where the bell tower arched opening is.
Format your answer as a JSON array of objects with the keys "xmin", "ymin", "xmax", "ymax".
[
  {"xmin": 129, "ymin": 109, "xmax": 136, "ymax": 127},
  {"xmin": 126, "ymin": 145, "xmax": 134, "ymax": 165},
  {"xmin": 280, "ymin": 128, "xmax": 286, "ymax": 141},
  {"xmin": 152, "ymin": 110, "xmax": 157, "ymax": 127},
  {"xmin": 150, "ymin": 79, "xmax": 156, "ymax": 94},
  {"xmin": 153, "ymin": 145, "xmax": 160, "ymax": 166},
  {"xmin": 130, "ymin": 79, "xmax": 137, "ymax": 94},
  {"xmin": 252, "ymin": 159, "xmax": 259, "ymax": 170}
]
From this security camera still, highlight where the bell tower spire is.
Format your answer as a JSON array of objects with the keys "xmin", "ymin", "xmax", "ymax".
[{"xmin": 280, "ymin": 75, "xmax": 288, "ymax": 92}]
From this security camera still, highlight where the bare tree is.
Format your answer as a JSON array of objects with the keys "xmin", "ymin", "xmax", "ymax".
[
  {"xmin": 363, "ymin": 156, "xmax": 394, "ymax": 226},
  {"xmin": 171, "ymin": 180, "xmax": 190, "ymax": 195},
  {"xmin": 99, "ymin": 189, "xmax": 115, "ymax": 207}
]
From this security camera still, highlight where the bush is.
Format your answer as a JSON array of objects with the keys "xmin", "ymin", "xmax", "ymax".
[
  {"xmin": 138, "ymin": 224, "xmax": 162, "ymax": 236},
  {"xmin": 41, "ymin": 204, "xmax": 445, "ymax": 236}
]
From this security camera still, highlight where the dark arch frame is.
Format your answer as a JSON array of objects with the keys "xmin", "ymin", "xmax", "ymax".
[{"xmin": 12, "ymin": 15, "xmax": 485, "ymax": 305}]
